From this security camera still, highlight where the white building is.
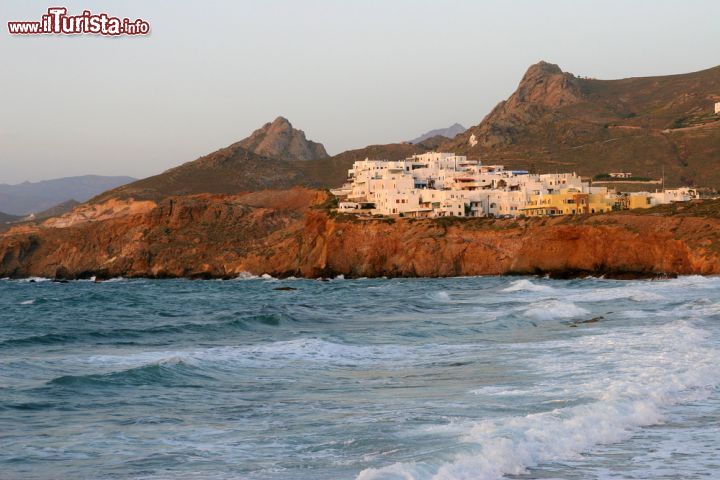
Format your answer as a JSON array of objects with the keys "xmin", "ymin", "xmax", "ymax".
[
  {"xmin": 649, "ymin": 187, "xmax": 699, "ymax": 205},
  {"xmin": 335, "ymin": 152, "xmax": 696, "ymax": 218},
  {"xmin": 715, "ymin": 102, "xmax": 720, "ymax": 114}
]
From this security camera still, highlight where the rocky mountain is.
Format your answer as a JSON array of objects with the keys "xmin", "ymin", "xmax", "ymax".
[
  {"xmin": 1, "ymin": 189, "xmax": 719, "ymax": 279},
  {"xmin": 94, "ymin": 121, "xmax": 432, "ymax": 202},
  {"xmin": 239, "ymin": 116, "xmax": 328, "ymax": 161},
  {"xmin": 442, "ymin": 61, "xmax": 720, "ymax": 188},
  {"xmin": 0, "ymin": 175, "xmax": 135, "ymax": 215},
  {"xmin": 409, "ymin": 123, "xmax": 466, "ymax": 144}
]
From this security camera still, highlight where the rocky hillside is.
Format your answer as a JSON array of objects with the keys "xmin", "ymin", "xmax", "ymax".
[
  {"xmin": 442, "ymin": 61, "xmax": 720, "ymax": 188},
  {"xmin": 2, "ymin": 190, "xmax": 720, "ymax": 279},
  {"xmin": 94, "ymin": 120, "xmax": 432, "ymax": 202},
  {"xmin": 239, "ymin": 116, "xmax": 328, "ymax": 161}
]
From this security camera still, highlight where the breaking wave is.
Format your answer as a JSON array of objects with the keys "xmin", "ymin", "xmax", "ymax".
[
  {"xmin": 502, "ymin": 279, "xmax": 555, "ymax": 293},
  {"xmin": 357, "ymin": 320, "xmax": 720, "ymax": 480},
  {"xmin": 522, "ymin": 299, "xmax": 589, "ymax": 321}
]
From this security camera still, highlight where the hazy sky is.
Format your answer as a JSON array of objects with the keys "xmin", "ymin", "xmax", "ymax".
[{"xmin": 1, "ymin": 0, "xmax": 719, "ymax": 184}]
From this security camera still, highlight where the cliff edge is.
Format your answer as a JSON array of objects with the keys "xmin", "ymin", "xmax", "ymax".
[{"xmin": 1, "ymin": 190, "xmax": 719, "ymax": 279}]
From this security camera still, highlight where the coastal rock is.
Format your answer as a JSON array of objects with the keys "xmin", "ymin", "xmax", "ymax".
[{"xmin": 1, "ymin": 189, "xmax": 720, "ymax": 280}]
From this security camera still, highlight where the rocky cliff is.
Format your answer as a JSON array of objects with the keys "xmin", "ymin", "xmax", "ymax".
[{"xmin": 2, "ymin": 190, "xmax": 719, "ymax": 280}]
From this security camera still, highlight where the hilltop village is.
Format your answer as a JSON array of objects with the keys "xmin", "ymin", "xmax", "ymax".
[{"xmin": 331, "ymin": 152, "xmax": 699, "ymax": 218}]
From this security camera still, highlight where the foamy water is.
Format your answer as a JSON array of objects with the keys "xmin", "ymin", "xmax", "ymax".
[{"xmin": 0, "ymin": 276, "xmax": 718, "ymax": 479}]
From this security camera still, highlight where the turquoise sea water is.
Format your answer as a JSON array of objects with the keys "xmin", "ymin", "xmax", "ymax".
[{"xmin": 1, "ymin": 276, "xmax": 718, "ymax": 479}]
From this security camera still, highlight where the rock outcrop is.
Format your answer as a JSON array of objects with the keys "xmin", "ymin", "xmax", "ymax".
[
  {"xmin": 239, "ymin": 116, "xmax": 328, "ymax": 161},
  {"xmin": 2, "ymin": 190, "xmax": 719, "ymax": 280},
  {"xmin": 449, "ymin": 61, "xmax": 583, "ymax": 149}
]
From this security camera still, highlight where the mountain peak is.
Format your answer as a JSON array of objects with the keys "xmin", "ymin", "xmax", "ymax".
[
  {"xmin": 515, "ymin": 61, "xmax": 581, "ymax": 106},
  {"xmin": 269, "ymin": 116, "xmax": 292, "ymax": 127},
  {"xmin": 522, "ymin": 61, "xmax": 563, "ymax": 81},
  {"xmin": 240, "ymin": 117, "xmax": 328, "ymax": 161},
  {"xmin": 440, "ymin": 61, "xmax": 583, "ymax": 150}
]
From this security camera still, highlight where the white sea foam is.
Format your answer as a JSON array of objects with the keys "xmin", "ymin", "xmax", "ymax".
[
  {"xmin": 433, "ymin": 291, "xmax": 451, "ymax": 301},
  {"xmin": 18, "ymin": 277, "xmax": 52, "ymax": 283},
  {"xmin": 234, "ymin": 272, "xmax": 260, "ymax": 280},
  {"xmin": 502, "ymin": 279, "xmax": 555, "ymax": 293},
  {"xmin": 522, "ymin": 300, "xmax": 589, "ymax": 321},
  {"xmin": 83, "ymin": 339, "xmax": 480, "ymax": 372},
  {"xmin": 565, "ymin": 286, "xmax": 665, "ymax": 303},
  {"xmin": 357, "ymin": 320, "xmax": 720, "ymax": 480},
  {"xmin": 469, "ymin": 386, "xmax": 529, "ymax": 397},
  {"xmin": 101, "ymin": 277, "xmax": 127, "ymax": 283}
]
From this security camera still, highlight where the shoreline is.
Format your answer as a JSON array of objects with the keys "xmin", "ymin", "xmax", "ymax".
[
  {"xmin": 3, "ymin": 271, "xmax": 683, "ymax": 282},
  {"xmin": 1, "ymin": 190, "xmax": 719, "ymax": 282}
]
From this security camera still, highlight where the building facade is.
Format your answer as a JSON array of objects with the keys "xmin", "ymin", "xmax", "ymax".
[{"xmin": 334, "ymin": 152, "xmax": 698, "ymax": 218}]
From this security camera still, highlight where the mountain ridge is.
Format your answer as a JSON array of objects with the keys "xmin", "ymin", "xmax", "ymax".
[
  {"xmin": 93, "ymin": 122, "xmax": 433, "ymax": 202},
  {"xmin": 93, "ymin": 61, "xmax": 720, "ymax": 204},
  {"xmin": 409, "ymin": 123, "xmax": 466, "ymax": 144},
  {"xmin": 0, "ymin": 175, "xmax": 136, "ymax": 215},
  {"xmin": 441, "ymin": 61, "xmax": 720, "ymax": 188}
]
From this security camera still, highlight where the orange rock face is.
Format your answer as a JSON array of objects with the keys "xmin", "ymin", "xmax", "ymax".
[{"xmin": 1, "ymin": 189, "xmax": 719, "ymax": 280}]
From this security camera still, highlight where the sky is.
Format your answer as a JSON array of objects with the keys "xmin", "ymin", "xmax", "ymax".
[{"xmin": 1, "ymin": 0, "xmax": 719, "ymax": 184}]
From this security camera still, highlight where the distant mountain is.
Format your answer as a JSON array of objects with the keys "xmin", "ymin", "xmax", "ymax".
[
  {"xmin": 239, "ymin": 116, "xmax": 329, "ymax": 161},
  {"xmin": 94, "ymin": 119, "xmax": 432, "ymax": 202},
  {"xmin": 0, "ymin": 175, "xmax": 136, "ymax": 215},
  {"xmin": 409, "ymin": 123, "xmax": 466, "ymax": 144},
  {"xmin": 441, "ymin": 61, "xmax": 720, "ymax": 188},
  {"xmin": 0, "ymin": 211, "xmax": 21, "ymax": 224},
  {"xmin": 0, "ymin": 200, "xmax": 79, "ymax": 232}
]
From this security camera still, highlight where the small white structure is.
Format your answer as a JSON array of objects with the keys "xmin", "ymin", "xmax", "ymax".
[
  {"xmin": 609, "ymin": 172, "xmax": 632, "ymax": 179},
  {"xmin": 715, "ymin": 102, "xmax": 720, "ymax": 114},
  {"xmin": 337, "ymin": 202, "xmax": 360, "ymax": 212},
  {"xmin": 651, "ymin": 187, "xmax": 699, "ymax": 204}
]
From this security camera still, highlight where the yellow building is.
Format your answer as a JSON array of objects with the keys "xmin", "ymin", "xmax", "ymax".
[
  {"xmin": 523, "ymin": 189, "xmax": 615, "ymax": 217},
  {"xmin": 622, "ymin": 193, "xmax": 653, "ymax": 210}
]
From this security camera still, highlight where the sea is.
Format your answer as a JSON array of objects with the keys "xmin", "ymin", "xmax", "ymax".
[{"xmin": 0, "ymin": 275, "xmax": 718, "ymax": 479}]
